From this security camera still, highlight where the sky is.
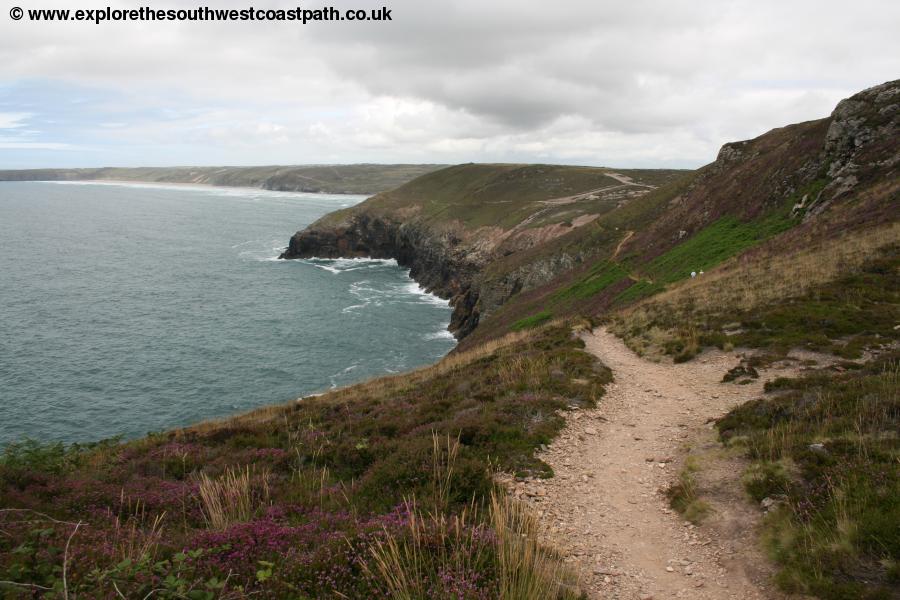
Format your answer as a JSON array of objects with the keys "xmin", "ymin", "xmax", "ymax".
[{"xmin": 0, "ymin": 0, "xmax": 898, "ymax": 169}]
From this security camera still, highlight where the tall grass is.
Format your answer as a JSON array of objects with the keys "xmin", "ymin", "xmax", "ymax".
[
  {"xmin": 611, "ymin": 223, "xmax": 899, "ymax": 359},
  {"xmin": 368, "ymin": 432, "xmax": 576, "ymax": 599},
  {"xmin": 195, "ymin": 466, "xmax": 270, "ymax": 530},
  {"xmin": 112, "ymin": 491, "xmax": 166, "ymax": 564},
  {"xmin": 490, "ymin": 491, "xmax": 574, "ymax": 599}
]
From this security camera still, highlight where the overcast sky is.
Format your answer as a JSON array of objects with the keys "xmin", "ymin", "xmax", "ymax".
[{"xmin": 0, "ymin": 0, "xmax": 898, "ymax": 169}]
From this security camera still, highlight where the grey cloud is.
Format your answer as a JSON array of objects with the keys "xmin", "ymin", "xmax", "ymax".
[{"xmin": 0, "ymin": 0, "xmax": 898, "ymax": 167}]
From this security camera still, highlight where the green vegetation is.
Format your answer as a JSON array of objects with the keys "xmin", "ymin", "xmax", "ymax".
[
  {"xmin": 640, "ymin": 213, "xmax": 796, "ymax": 286},
  {"xmin": 718, "ymin": 355, "xmax": 899, "ymax": 599},
  {"xmin": 511, "ymin": 311, "xmax": 554, "ymax": 331},
  {"xmin": 613, "ymin": 279, "xmax": 663, "ymax": 306},
  {"xmin": 613, "ymin": 242, "xmax": 899, "ymax": 364},
  {"xmin": 666, "ymin": 458, "xmax": 711, "ymax": 524},
  {"xmin": 330, "ymin": 163, "xmax": 687, "ymax": 231},
  {"xmin": 722, "ymin": 250, "xmax": 899, "ymax": 360},
  {"xmin": 366, "ymin": 164, "xmax": 623, "ymax": 229},
  {"xmin": 741, "ymin": 461, "xmax": 792, "ymax": 503},
  {"xmin": 0, "ymin": 324, "xmax": 608, "ymax": 598},
  {"xmin": 553, "ymin": 261, "xmax": 628, "ymax": 302}
]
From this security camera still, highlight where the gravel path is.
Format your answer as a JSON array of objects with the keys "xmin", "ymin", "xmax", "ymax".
[{"xmin": 511, "ymin": 328, "xmax": 795, "ymax": 599}]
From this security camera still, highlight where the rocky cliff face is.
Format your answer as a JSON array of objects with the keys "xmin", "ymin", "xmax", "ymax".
[
  {"xmin": 281, "ymin": 214, "xmax": 485, "ymax": 337},
  {"xmin": 280, "ymin": 80, "xmax": 899, "ymax": 342},
  {"xmin": 280, "ymin": 208, "xmax": 592, "ymax": 339}
]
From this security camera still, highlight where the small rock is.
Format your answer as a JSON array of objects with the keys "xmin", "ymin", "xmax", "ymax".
[{"xmin": 808, "ymin": 442, "xmax": 828, "ymax": 455}]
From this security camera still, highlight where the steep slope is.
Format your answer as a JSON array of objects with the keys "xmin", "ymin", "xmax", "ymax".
[
  {"xmin": 282, "ymin": 80, "xmax": 898, "ymax": 345},
  {"xmin": 461, "ymin": 78, "xmax": 900, "ymax": 347},
  {"xmin": 281, "ymin": 163, "xmax": 687, "ymax": 336},
  {"xmin": 0, "ymin": 164, "xmax": 445, "ymax": 195}
]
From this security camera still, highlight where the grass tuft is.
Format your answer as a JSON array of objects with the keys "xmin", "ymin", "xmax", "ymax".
[
  {"xmin": 718, "ymin": 355, "xmax": 900, "ymax": 598},
  {"xmin": 195, "ymin": 466, "xmax": 270, "ymax": 530}
]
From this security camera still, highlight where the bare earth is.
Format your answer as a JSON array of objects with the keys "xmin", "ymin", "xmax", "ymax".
[{"xmin": 512, "ymin": 328, "xmax": 804, "ymax": 600}]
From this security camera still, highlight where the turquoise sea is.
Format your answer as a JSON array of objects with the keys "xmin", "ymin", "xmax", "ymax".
[{"xmin": 0, "ymin": 181, "xmax": 455, "ymax": 446}]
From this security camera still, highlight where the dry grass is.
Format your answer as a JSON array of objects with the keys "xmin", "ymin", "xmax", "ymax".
[
  {"xmin": 490, "ymin": 491, "xmax": 576, "ymax": 599},
  {"xmin": 497, "ymin": 355, "xmax": 548, "ymax": 389},
  {"xmin": 431, "ymin": 432, "xmax": 461, "ymax": 515},
  {"xmin": 611, "ymin": 223, "xmax": 900, "ymax": 356},
  {"xmin": 369, "ymin": 492, "xmax": 575, "ymax": 600},
  {"xmin": 195, "ymin": 466, "xmax": 270, "ymax": 530},
  {"xmin": 368, "ymin": 431, "xmax": 577, "ymax": 599},
  {"xmin": 368, "ymin": 500, "xmax": 488, "ymax": 600},
  {"xmin": 639, "ymin": 222, "xmax": 895, "ymax": 317},
  {"xmin": 111, "ymin": 491, "xmax": 166, "ymax": 564}
]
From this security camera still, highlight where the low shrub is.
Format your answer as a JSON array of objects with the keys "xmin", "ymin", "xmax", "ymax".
[{"xmin": 718, "ymin": 354, "xmax": 900, "ymax": 598}]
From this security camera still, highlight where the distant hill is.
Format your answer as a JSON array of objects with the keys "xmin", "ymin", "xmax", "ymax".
[
  {"xmin": 0, "ymin": 164, "xmax": 447, "ymax": 195},
  {"xmin": 281, "ymin": 163, "xmax": 688, "ymax": 335},
  {"xmin": 283, "ymin": 80, "xmax": 898, "ymax": 346}
]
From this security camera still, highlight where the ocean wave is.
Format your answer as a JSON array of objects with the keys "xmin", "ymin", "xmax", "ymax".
[
  {"xmin": 236, "ymin": 239, "xmax": 288, "ymax": 262},
  {"xmin": 328, "ymin": 362, "xmax": 360, "ymax": 388},
  {"xmin": 401, "ymin": 281, "xmax": 452, "ymax": 308},
  {"xmin": 44, "ymin": 180, "xmax": 368, "ymax": 203},
  {"xmin": 341, "ymin": 303, "xmax": 369, "ymax": 314},
  {"xmin": 302, "ymin": 257, "xmax": 399, "ymax": 274},
  {"xmin": 424, "ymin": 329, "xmax": 455, "ymax": 341}
]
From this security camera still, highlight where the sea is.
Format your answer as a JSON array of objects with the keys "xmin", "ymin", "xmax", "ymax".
[{"xmin": 0, "ymin": 181, "xmax": 455, "ymax": 446}]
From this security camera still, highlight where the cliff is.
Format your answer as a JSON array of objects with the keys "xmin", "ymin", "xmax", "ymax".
[
  {"xmin": 281, "ymin": 80, "xmax": 899, "ymax": 344},
  {"xmin": 280, "ymin": 164, "xmax": 686, "ymax": 337}
]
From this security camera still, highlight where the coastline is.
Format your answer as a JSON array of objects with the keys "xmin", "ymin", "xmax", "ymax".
[
  {"xmin": 0, "ymin": 183, "xmax": 453, "ymax": 447},
  {"xmin": 41, "ymin": 179, "xmax": 370, "ymax": 196}
]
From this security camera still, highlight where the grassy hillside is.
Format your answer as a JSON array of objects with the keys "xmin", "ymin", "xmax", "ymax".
[
  {"xmin": 311, "ymin": 163, "xmax": 686, "ymax": 230},
  {"xmin": 0, "ymin": 323, "xmax": 608, "ymax": 598},
  {"xmin": 457, "ymin": 81, "xmax": 899, "ymax": 348},
  {"xmin": 0, "ymin": 164, "xmax": 446, "ymax": 195},
  {"xmin": 287, "ymin": 163, "xmax": 690, "ymax": 337}
]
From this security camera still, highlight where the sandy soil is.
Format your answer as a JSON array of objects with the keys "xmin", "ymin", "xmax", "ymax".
[{"xmin": 511, "ymin": 328, "xmax": 804, "ymax": 600}]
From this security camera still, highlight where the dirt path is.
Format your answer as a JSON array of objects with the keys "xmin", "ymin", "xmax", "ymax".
[
  {"xmin": 603, "ymin": 172, "xmax": 655, "ymax": 188},
  {"xmin": 612, "ymin": 230, "xmax": 634, "ymax": 260},
  {"xmin": 513, "ymin": 328, "xmax": 795, "ymax": 599}
]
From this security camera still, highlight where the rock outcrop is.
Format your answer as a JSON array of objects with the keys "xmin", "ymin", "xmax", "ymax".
[
  {"xmin": 279, "ymin": 80, "xmax": 899, "ymax": 342},
  {"xmin": 279, "ymin": 164, "xmax": 675, "ymax": 339},
  {"xmin": 281, "ymin": 214, "xmax": 485, "ymax": 337}
]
